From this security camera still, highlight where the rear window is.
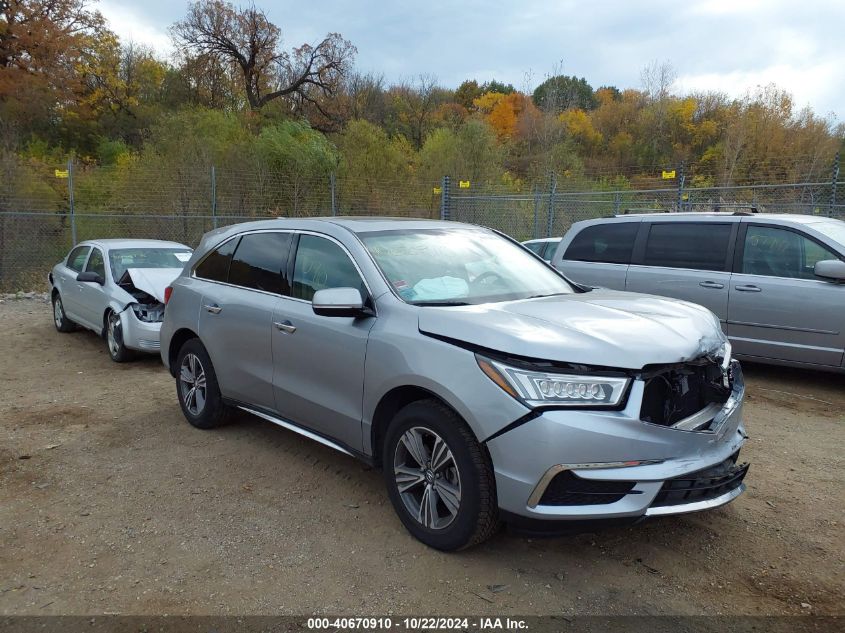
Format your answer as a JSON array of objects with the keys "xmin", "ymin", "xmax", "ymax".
[
  {"xmin": 564, "ymin": 223, "xmax": 638, "ymax": 264},
  {"xmin": 643, "ymin": 223, "xmax": 732, "ymax": 271},
  {"xmin": 195, "ymin": 238, "xmax": 239, "ymax": 283},
  {"xmin": 228, "ymin": 232, "xmax": 292, "ymax": 295}
]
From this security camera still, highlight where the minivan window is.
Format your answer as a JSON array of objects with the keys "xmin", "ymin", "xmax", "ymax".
[
  {"xmin": 524, "ymin": 242, "xmax": 545, "ymax": 256},
  {"xmin": 228, "ymin": 232, "xmax": 292, "ymax": 295},
  {"xmin": 643, "ymin": 223, "xmax": 731, "ymax": 271},
  {"xmin": 292, "ymin": 234, "xmax": 365, "ymax": 302},
  {"xmin": 195, "ymin": 238, "xmax": 239, "ymax": 283},
  {"xmin": 742, "ymin": 225, "xmax": 838, "ymax": 279},
  {"xmin": 85, "ymin": 248, "xmax": 106, "ymax": 278},
  {"xmin": 564, "ymin": 222, "xmax": 638, "ymax": 264},
  {"xmin": 67, "ymin": 246, "xmax": 91, "ymax": 272}
]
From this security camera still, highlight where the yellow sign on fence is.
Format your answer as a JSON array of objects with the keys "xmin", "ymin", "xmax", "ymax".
[
  {"xmin": 433, "ymin": 186, "xmax": 442, "ymax": 194},
  {"xmin": 661, "ymin": 170, "xmax": 676, "ymax": 179},
  {"xmin": 458, "ymin": 180, "xmax": 471, "ymax": 188},
  {"xmin": 55, "ymin": 169, "xmax": 69, "ymax": 178}
]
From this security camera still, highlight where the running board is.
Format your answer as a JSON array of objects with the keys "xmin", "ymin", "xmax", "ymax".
[{"xmin": 237, "ymin": 406, "xmax": 355, "ymax": 457}]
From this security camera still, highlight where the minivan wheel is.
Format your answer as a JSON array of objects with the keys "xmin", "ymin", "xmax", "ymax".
[
  {"xmin": 52, "ymin": 293, "xmax": 75, "ymax": 333},
  {"xmin": 383, "ymin": 399, "xmax": 499, "ymax": 550},
  {"xmin": 175, "ymin": 338, "xmax": 231, "ymax": 429}
]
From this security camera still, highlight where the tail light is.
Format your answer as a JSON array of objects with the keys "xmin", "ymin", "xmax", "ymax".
[{"xmin": 164, "ymin": 286, "xmax": 173, "ymax": 304}]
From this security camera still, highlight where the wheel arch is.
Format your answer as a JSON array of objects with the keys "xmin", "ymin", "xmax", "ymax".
[
  {"xmin": 369, "ymin": 385, "xmax": 467, "ymax": 470},
  {"xmin": 168, "ymin": 328, "xmax": 199, "ymax": 376}
]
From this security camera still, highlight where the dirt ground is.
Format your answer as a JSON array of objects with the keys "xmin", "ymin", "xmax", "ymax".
[{"xmin": 0, "ymin": 298, "xmax": 842, "ymax": 617}]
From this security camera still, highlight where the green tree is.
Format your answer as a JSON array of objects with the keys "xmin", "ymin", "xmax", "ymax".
[{"xmin": 532, "ymin": 75, "xmax": 597, "ymax": 112}]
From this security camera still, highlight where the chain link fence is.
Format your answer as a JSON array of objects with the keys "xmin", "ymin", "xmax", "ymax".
[{"xmin": 0, "ymin": 155, "xmax": 842, "ymax": 291}]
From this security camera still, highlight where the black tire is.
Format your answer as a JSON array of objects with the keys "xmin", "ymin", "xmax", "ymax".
[
  {"xmin": 383, "ymin": 399, "xmax": 499, "ymax": 551},
  {"xmin": 104, "ymin": 310, "xmax": 134, "ymax": 362},
  {"xmin": 175, "ymin": 338, "xmax": 231, "ymax": 429},
  {"xmin": 52, "ymin": 292, "xmax": 75, "ymax": 333}
]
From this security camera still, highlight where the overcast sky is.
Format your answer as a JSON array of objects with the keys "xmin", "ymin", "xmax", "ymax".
[{"xmin": 99, "ymin": 0, "xmax": 845, "ymax": 121}]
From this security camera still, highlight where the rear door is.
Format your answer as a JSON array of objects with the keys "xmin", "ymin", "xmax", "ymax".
[
  {"xmin": 557, "ymin": 220, "xmax": 639, "ymax": 289},
  {"xmin": 58, "ymin": 245, "xmax": 91, "ymax": 321},
  {"xmin": 728, "ymin": 222, "xmax": 845, "ymax": 366},
  {"xmin": 625, "ymin": 220, "xmax": 737, "ymax": 325},
  {"xmin": 195, "ymin": 231, "xmax": 292, "ymax": 410}
]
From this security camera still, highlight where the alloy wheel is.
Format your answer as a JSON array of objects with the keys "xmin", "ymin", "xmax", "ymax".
[
  {"xmin": 107, "ymin": 313, "xmax": 122, "ymax": 356},
  {"xmin": 53, "ymin": 298, "xmax": 63, "ymax": 328},
  {"xmin": 393, "ymin": 426, "xmax": 462, "ymax": 530},
  {"xmin": 179, "ymin": 353, "xmax": 207, "ymax": 416}
]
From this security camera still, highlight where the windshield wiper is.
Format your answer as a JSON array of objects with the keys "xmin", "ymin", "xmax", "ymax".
[{"xmin": 412, "ymin": 300, "xmax": 472, "ymax": 306}]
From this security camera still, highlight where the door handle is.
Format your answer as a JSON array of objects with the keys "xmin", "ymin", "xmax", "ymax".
[
  {"xmin": 734, "ymin": 284, "xmax": 762, "ymax": 293},
  {"xmin": 699, "ymin": 281, "xmax": 724, "ymax": 289},
  {"xmin": 203, "ymin": 304, "xmax": 223, "ymax": 314},
  {"xmin": 274, "ymin": 320, "xmax": 297, "ymax": 334}
]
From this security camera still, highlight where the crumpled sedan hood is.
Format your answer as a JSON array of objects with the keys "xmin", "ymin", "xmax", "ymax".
[{"xmin": 416, "ymin": 290, "xmax": 725, "ymax": 369}]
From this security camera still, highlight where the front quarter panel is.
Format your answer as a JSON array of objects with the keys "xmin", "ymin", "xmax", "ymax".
[{"xmin": 362, "ymin": 298, "xmax": 530, "ymax": 455}]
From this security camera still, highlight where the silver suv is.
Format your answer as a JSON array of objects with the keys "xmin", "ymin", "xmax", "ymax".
[
  {"xmin": 160, "ymin": 218, "xmax": 747, "ymax": 550},
  {"xmin": 553, "ymin": 213, "xmax": 845, "ymax": 371}
]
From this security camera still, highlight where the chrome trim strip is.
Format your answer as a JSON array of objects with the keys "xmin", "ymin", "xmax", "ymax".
[
  {"xmin": 237, "ymin": 406, "xmax": 354, "ymax": 457},
  {"xmin": 671, "ymin": 402, "xmax": 722, "ymax": 431},
  {"xmin": 527, "ymin": 460, "xmax": 664, "ymax": 508},
  {"xmin": 644, "ymin": 483, "xmax": 745, "ymax": 516}
]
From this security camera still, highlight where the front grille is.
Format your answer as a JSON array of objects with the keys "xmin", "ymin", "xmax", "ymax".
[
  {"xmin": 539, "ymin": 471, "xmax": 636, "ymax": 506},
  {"xmin": 640, "ymin": 358, "xmax": 730, "ymax": 427},
  {"xmin": 651, "ymin": 452, "xmax": 748, "ymax": 508}
]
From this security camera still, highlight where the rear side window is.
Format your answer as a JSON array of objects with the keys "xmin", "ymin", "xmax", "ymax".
[
  {"xmin": 643, "ymin": 223, "xmax": 732, "ymax": 271},
  {"xmin": 67, "ymin": 246, "xmax": 90, "ymax": 272},
  {"xmin": 564, "ymin": 223, "xmax": 638, "ymax": 264},
  {"xmin": 195, "ymin": 238, "xmax": 239, "ymax": 282},
  {"xmin": 292, "ymin": 234, "xmax": 365, "ymax": 302},
  {"xmin": 228, "ymin": 232, "xmax": 293, "ymax": 295}
]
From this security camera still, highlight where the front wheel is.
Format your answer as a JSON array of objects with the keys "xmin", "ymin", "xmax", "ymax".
[
  {"xmin": 105, "ymin": 310, "xmax": 134, "ymax": 362},
  {"xmin": 383, "ymin": 399, "xmax": 499, "ymax": 550},
  {"xmin": 175, "ymin": 338, "xmax": 231, "ymax": 429}
]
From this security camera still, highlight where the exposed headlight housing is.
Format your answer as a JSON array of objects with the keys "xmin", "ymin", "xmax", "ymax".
[{"xmin": 476, "ymin": 355, "xmax": 630, "ymax": 408}]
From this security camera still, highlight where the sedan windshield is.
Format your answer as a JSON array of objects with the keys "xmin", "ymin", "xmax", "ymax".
[
  {"xmin": 360, "ymin": 228, "xmax": 575, "ymax": 305},
  {"xmin": 109, "ymin": 248, "xmax": 192, "ymax": 281}
]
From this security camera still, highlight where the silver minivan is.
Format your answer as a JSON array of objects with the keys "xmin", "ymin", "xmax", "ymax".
[
  {"xmin": 553, "ymin": 213, "xmax": 845, "ymax": 372},
  {"xmin": 161, "ymin": 218, "xmax": 747, "ymax": 550}
]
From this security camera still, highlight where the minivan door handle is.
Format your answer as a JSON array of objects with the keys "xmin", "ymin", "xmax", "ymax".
[
  {"xmin": 699, "ymin": 281, "xmax": 724, "ymax": 289},
  {"xmin": 203, "ymin": 304, "xmax": 223, "ymax": 314},
  {"xmin": 734, "ymin": 284, "xmax": 762, "ymax": 293},
  {"xmin": 274, "ymin": 320, "xmax": 297, "ymax": 334}
]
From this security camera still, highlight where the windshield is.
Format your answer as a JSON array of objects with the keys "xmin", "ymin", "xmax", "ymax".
[
  {"xmin": 109, "ymin": 248, "xmax": 192, "ymax": 281},
  {"xmin": 360, "ymin": 228, "xmax": 575, "ymax": 305},
  {"xmin": 812, "ymin": 220, "xmax": 845, "ymax": 252}
]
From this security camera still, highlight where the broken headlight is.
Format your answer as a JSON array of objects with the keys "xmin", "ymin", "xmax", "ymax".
[{"xmin": 476, "ymin": 355, "xmax": 629, "ymax": 408}]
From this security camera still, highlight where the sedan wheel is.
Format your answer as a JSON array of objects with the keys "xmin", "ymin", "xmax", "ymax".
[
  {"xmin": 394, "ymin": 426, "xmax": 462, "ymax": 530},
  {"xmin": 52, "ymin": 294, "xmax": 74, "ymax": 333},
  {"xmin": 105, "ymin": 311, "xmax": 133, "ymax": 362},
  {"xmin": 179, "ymin": 352, "xmax": 207, "ymax": 416}
]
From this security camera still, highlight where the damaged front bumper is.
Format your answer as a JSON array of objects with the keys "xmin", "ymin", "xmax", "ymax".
[
  {"xmin": 117, "ymin": 306, "xmax": 164, "ymax": 352},
  {"xmin": 487, "ymin": 361, "xmax": 747, "ymax": 523}
]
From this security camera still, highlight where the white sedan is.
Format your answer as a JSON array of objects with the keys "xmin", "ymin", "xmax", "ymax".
[{"xmin": 49, "ymin": 239, "xmax": 192, "ymax": 361}]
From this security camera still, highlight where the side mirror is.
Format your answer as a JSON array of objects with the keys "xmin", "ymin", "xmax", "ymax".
[
  {"xmin": 76, "ymin": 271, "xmax": 105, "ymax": 285},
  {"xmin": 312, "ymin": 287, "xmax": 367, "ymax": 317},
  {"xmin": 814, "ymin": 259, "xmax": 845, "ymax": 282}
]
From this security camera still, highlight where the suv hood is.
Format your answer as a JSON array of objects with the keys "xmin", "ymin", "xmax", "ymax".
[{"xmin": 417, "ymin": 290, "xmax": 725, "ymax": 369}]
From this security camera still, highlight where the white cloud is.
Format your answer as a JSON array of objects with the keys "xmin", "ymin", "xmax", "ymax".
[{"xmin": 98, "ymin": 0, "xmax": 174, "ymax": 55}]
